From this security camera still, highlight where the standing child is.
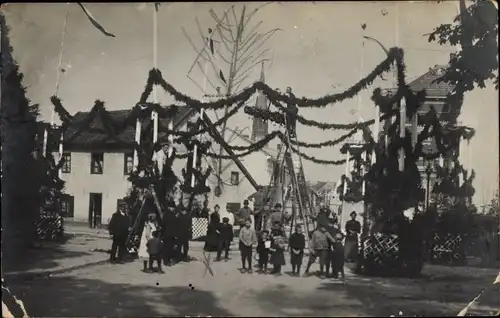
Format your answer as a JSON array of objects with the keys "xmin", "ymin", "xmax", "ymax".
[
  {"xmin": 331, "ymin": 231, "xmax": 346, "ymax": 279},
  {"xmin": 216, "ymin": 217, "xmax": 234, "ymax": 261},
  {"xmin": 269, "ymin": 231, "xmax": 286, "ymax": 275},
  {"xmin": 239, "ymin": 219, "xmax": 257, "ymax": 273},
  {"xmin": 257, "ymin": 230, "xmax": 271, "ymax": 273},
  {"xmin": 289, "ymin": 224, "xmax": 306, "ymax": 276},
  {"xmin": 304, "ymin": 225, "xmax": 334, "ymax": 278},
  {"xmin": 146, "ymin": 231, "xmax": 163, "ymax": 273}
]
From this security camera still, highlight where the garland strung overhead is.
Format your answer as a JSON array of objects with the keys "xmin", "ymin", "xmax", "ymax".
[
  {"xmin": 258, "ymin": 47, "xmax": 404, "ymax": 108},
  {"xmin": 133, "ymin": 47, "xmax": 403, "ymax": 114}
]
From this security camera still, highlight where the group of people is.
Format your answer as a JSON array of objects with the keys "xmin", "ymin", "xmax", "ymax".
[
  {"xmin": 107, "ymin": 199, "xmax": 195, "ymax": 272},
  {"xmin": 108, "ymin": 197, "xmax": 362, "ymax": 279},
  {"xmin": 221, "ymin": 200, "xmax": 363, "ymax": 279}
]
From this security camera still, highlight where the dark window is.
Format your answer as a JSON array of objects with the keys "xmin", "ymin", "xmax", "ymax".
[
  {"xmin": 230, "ymin": 171, "xmax": 239, "ymax": 185},
  {"xmin": 124, "ymin": 153, "xmax": 134, "ymax": 175},
  {"xmin": 61, "ymin": 195, "xmax": 74, "ymax": 218},
  {"xmin": 61, "ymin": 152, "xmax": 71, "ymax": 173},
  {"xmin": 226, "ymin": 202, "xmax": 241, "ymax": 214},
  {"xmin": 90, "ymin": 153, "xmax": 104, "ymax": 174}
]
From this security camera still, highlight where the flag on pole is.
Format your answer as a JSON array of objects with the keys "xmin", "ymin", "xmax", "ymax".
[
  {"xmin": 77, "ymin": 3, "xmax": 116, "ymax": 37},
  {"xmin": 154, "ymin": 3, "xmax": 160, "ymax": 12}
]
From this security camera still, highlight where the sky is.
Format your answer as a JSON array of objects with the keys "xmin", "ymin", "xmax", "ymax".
[{"xmin": 3, "ymin": 1, "xmax": 498, "ymax": 206}]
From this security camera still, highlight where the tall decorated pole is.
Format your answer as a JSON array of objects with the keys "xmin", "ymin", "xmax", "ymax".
[
  {"xmin": 394, "ymin": 3, "xmax": 406, "ymax": 172},
  {"xmin": 43, "ymin": 4, "xmax": 69, "ymax": 160},
  {"xmin": 133, "ymin": 119, "xmax": 142, "ymax": 169},
  {"xmin": 152, "ymin": 3, "xmax": 159, "ymax": 150}
]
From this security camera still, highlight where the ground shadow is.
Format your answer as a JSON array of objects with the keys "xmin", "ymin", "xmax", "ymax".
[
  {"xmin": 9, "ymin": 275, "xmax": 234, "ymax": 317},
  {"xmin": 317, "ymin": 264, "xmax": 499, "ymax": 316},
  {"xmin": 4, "ymin": 236, "xmax": 82, "ymax": 268},
  {"xmin": 253, "ymin": 282, "xmax": 370, "ymax": 317},
  {"xmin": 2, "ymin": 234, "xmax": 107, "ymax": 279},
  {"xmin": 250, "ymin": 264, "xmax": 499, "ymax": 317}
]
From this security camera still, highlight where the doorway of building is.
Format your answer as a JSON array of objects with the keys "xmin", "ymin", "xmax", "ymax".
[{"xmin": 88, "ymin": 193, "xmax": 103, "ymax": 229}]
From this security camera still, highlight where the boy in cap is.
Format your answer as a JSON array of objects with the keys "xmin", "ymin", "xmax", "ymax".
[
  {"xmin": 289, "ymin": 224, "xmax": 306, "ymax": 276},
  {"xmin": 216, "ymin": 217, "xmax": 234, "ymax": 261},
  {"xmin": 304, "ymin": 225, "xmax": 335, "ymax": 278}
]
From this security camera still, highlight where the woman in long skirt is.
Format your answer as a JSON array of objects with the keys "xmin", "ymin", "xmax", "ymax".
[
  {"xmin": 344, "ymin": 211, "xmax": 361, "ymax": 262},
  {"xmin": 204, "ymin": 207, "xmax": 221, "ymax": 252}
]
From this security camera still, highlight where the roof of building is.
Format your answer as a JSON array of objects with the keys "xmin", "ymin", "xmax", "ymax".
[
  {"xmin": 384, "ymin": 65, "xmax": 454, "ymax": 97},
  {"xmin": 311, "ymin": 181, "xmax": 337, "ymax": 193},
  {"xmin": 63, "ymin": 106, "xmax": 195, "ymax": 148}
]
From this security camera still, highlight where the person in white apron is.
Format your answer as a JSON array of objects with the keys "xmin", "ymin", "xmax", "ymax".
[{"xmin": 139, "ymin": 214, "xmax": 157, "ymax": 271}]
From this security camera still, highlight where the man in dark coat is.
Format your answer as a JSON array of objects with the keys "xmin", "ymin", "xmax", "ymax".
[
  {"xmin": 177, "ymin": 208, "xmax": 192, "ymax": 261},
  {"xmin": 162, "ymin": 205, "xmax": 177, "ymax": 266},
  {"xmin": 108, "ymin": 204, "xmax": 130, "ymax": 263}
]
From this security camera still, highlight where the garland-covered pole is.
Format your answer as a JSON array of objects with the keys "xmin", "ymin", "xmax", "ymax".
[
  {"xmin": 399, "ymin": 97, "xmax": 406, "ymax": 171},
  {"xmin": 133, "ymin": 119, "xmax": 142, "ymax": 169},
  {"xmin": 152, "ymin": 4, "xmax": 159, "ymax": 149},
  {"xmin": 394, "ymin": 3, "xmax": 406, "ymax": 172},
  {"xmin": 43, "ymin": 4, "xmax": 69, "ymax": 159},
  {"xmin": 191, "ymin": 60, "xmax": 208, "ymax": 188},
  {"xmin": 340, "ymin": 150, "xmax": 350, "ymax": 226}
]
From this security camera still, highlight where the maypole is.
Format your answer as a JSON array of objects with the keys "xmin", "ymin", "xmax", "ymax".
[
  {"xmin": 43, "ymin": 3, "xmax": 69, "ymax": 169},
  {"xmin": 394, "ymin": 3, "xmax": 406, "ymax": 172},
  {"xmin": 152, "ymin": 3, "xmax": 159, "ymax": 149}
]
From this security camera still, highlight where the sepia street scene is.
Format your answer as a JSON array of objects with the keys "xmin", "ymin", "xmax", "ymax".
[{"xmin": 2, "ymin": 2, "xmax": 499, "ymax": 317}]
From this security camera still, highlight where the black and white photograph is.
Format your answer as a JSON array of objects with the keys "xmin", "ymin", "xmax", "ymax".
[{"xmin": 1, "ymin": 1, "xmax": 499, "ymax": 317}]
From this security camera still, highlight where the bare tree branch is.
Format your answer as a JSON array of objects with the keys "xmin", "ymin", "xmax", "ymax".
[
  {"xmin": 183, "ymin": 27, "xmax": 210, "ymax": 74},
  {"xmin": 231, "ymin": 6, "xmax": 239, "ymax": 32},
  {"xmin": 238, "ymin": 29, "xmax": 281, "ymax": 62},
  {"xmin": 195, "ymin": 17, "xmax": 209, "ymax": 48},
  {"xmin": 232, "ymin": 74, "xmax": 251, "ymax": 93},
  {"xmin": 217, "ymin": 48, "xmax": 233, "ymax": 65},
  {"xmin": 234, "ymin": 53, "xmax": 254, "ymax": 70},
  {"xmin": 209, "ymin": 8, "xmax": 233, "ymax": 32},
  {"xmin": 240, "ymin": 21, "xmax": 263, "ymax": 46},
  {"xmin": 215, "ymin": 19, "xmax": 236, "ymax": 55},
  {"xmin": 239, "ymin": 41, "xmax": 269, "ymax": 68},
  {"xmin": 240, "ymin": 31, "xmax": 260, "ymax": 52},
  {"xmin": 243, "ymin": 2, "xmax": 272, "ymax": 29},
  {"xmin": 250, "ymin": 48, "xmax": 270, "ymax": 65},
  {"xmin": 193, "ymin": 18, "xmax": 231, "ymax": 88},
  {"xmin": 187, "ymin": 74, "xmax": 206, "ymax": 93},
  {"xmin": 233, "ymin": 59, "xmax": 270, "ymax": 83},
  {"xmin": 196, "ymin": 60, "xmax": 219, "ymax": 91},
  {"xmin": 224, "ymin": 14, "xmax": 236, "ymax": 42}
]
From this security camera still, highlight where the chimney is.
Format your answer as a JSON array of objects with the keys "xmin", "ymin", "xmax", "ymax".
[{"xmin": 251, "ymin": 62, "xmax": 269, "ymax": 141}]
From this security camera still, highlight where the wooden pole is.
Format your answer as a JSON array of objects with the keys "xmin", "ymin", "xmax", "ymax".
[
  {"xmin": 43, "ymin": 4, "xmax": 69, "ymax": 158},
  {"xmin": 343, "ymin": 151, "xmax": 350, "ymax": 196},
  {"xmin": 133, "ymin": 119, "xmax": 141, "ymax": 169},
  {"xmin": 399, "ymin": 97, "xmax": 406, "ymax": 171},
  {"xmin": 361, "ymin": 151, "xmax": 366, "ymax": 196},
  {"xmin": 152, "ymin": 4, "xmax": 159, "ymax": 155}
]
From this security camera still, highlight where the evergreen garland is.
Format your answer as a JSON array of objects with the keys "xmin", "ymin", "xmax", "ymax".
[{"xmin": 35, "ymin": 153, "xmax": 66, "ymax": 241}]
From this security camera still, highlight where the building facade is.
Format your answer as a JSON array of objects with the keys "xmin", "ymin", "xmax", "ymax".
[
  {"xmin": 55, "ymin": 106, "xmax": 196, "ymax": 227},
  {"xmin": 56, "ymin": 70, "xmax": 283, "ymax": 228},
  {"xmin": 383, "ymin": 64, "xmax": 461, "ymax": 206}
]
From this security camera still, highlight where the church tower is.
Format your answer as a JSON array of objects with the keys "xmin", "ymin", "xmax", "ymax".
[{"xmin": 251, "ymin": 62, "xmax": 269, "ymax": 141}]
